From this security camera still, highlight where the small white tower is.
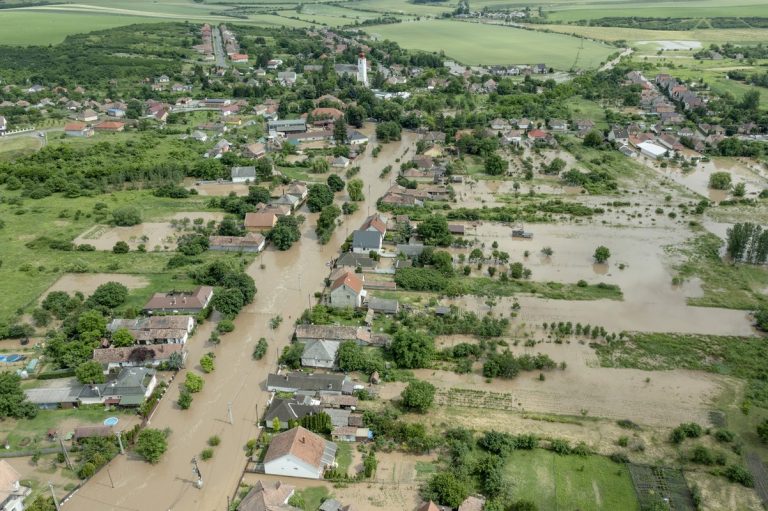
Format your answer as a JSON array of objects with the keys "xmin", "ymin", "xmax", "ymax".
[{"xmin": 357, "ymin": 52, "xmax": 368, "ymax": 87}]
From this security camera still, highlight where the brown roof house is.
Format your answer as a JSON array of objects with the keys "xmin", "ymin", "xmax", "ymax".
[
  {"xmin": 245, "ymin": 212, "xmax": 278, "ymax": 232},
  {"xmin": 237, "ymin": 480, "xmax": 299, "ymax": 511},
  {"xmin": 264, "ymin": 426, "xmax": 337, "ymax": 480},
  {"xmin": 142, "ymin": 286, "xmax": 213, "ymax": 314},
  {"xmin": 64, "ymin": 122, "xmax": 93, "ymax": 137},
  {"xmin": 209, "ymin": 232, "xmax": 266, "ymax": 253},
  {"xmin": 108, "ymin": 316, "xmax": 195, "ymax": 345},
  {"xmin": 329, "ymin": 271, "xmax": 365, "ymax": 309}
]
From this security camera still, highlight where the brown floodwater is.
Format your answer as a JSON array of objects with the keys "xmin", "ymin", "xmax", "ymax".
[{"xmin": 65, "ymin": 132, "xmax": 419, "ymax": 511}]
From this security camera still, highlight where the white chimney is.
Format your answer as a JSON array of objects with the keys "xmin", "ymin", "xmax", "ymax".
[{"xmin": 357, "ymin": 52, "xmax": 368, "ymax": 87}]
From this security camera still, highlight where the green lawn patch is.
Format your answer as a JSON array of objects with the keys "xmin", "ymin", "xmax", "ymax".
[
  {"xmin": 504, "ymin": 449, "xmax": 639, "ymax": 511},
  {"xmin": 335, "ymin": 442, "xmax": 353, "ymax": 476},
  {"xmin": 290, "ymin": 486, "xmax": 330, "ymax": 511},
  {"xmin": 674, "ymin": 232, "xmax": 768, "ymax": 310}
]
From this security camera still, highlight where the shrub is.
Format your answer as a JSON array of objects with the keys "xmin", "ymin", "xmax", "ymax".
[
  {"xmin": 200, "ymin": 448, "xmax": 214, "ymax": 461},
  {"xmin": 185, "ymin": 373, "xmax": 204, "ymax": 393},
  {"xmin": 178, "ymin": 389, "xmax": 192, "ymax": 410},
  {"xmin": 200, "ymin": 353, "xmax": 215, "ymax": 373},
  {"xmin": 252, "ymin": 337, "xmax": 268, "ymax": 360},
  {"xmin": 550, "ymin": 439, "xmax": 571, "ymax": 455},
  {"xmin": 112, "ymin": 241, "xmax": 129, "ymax": 254},
  {"xmin": 135, "ymin": 429, "xmax": 169, "ymax": 464},
  {"xmin": 208, "ymin": 435, "xmax": 220, "ymax": 447},
  {"xmin": 400, "ymin": 380, "xmax": 436, "ymax": 412},
  {"xmin": 217, "ymin": 319, "xmax": 235, "ymax": 333},
  {"xmin": 714, "ymin": 429, "xmax": 735, "ymax": 443},
  {"xmin": 724, "ymin": 464, "xmax": 754, "ymax": 487},
  {"xmin": 670, "ymin": 422, "xmax": 703, "ymax": 444}
]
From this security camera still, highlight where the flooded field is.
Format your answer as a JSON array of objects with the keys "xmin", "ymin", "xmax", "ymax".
[
  {"xmin": 73, "ymin": 212, "xmax": 225, "ymax": 251},
  {"xmin": 65, "ymin": 131, "xmax": 419, "ymax": 511},
  {"xmin": 384, "ymin": 342, "xmax": 726, "ymax": 427}
]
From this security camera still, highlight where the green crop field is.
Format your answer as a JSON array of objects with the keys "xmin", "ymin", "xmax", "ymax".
[
  {"xmin": 546, "ymin": 1, "xmax": 768, "ymax": 22},
  {"xmin": 504, "ymin": 449, "xmax": 640, "ymax": 510},
  {"xmin": 351, "ymin": 0, "xmax": 454, "ymax": 16},
  {"xmin": 365, "ymin": 19, "xmax": 615, "ymax": 69},
  {"xmin": 0, "ymin": 11, "xmax": 162, "ymax": 45},
  {"xmin": 532, "ymin": 24, "xmax": 768, "ymax": 46}
]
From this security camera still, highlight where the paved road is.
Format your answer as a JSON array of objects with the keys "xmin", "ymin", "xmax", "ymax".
[
  {"xmin": 64, "ymin": 130, "xmax": 418, "ymax": 511},
  {"xmin": 212, "ymin": 25, "xmax": 228, "ymax": 68}
]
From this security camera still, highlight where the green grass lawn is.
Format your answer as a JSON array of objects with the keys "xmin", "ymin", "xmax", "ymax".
[
  {"xmin": 290, "ymin": 486, "xmax": 330, "ymax": 511},
  {"xmin": 504, "ymin": 449, "xmax": 639, "ymax": 511},
  {"xmin": 0, "ymin": 188, "xmax": 240, "ymax": 323},
  {"xmin": 546, "ymin": 2, "xmax": 768, "ymax": 22},
  {"xmin": 0, "ymin": 407, "xmax": 130, "ymax": 450},
  {"xmin": 0, "ymin": 137, "xmax": 42, "ymax": 161},
  {"xmin": 365, "ymin": 19, "xmax": 615, "ymax": 69},
  {"xmin": 335, "ymin": 442, "xmax": 353, "ymax": 475},
  {"xmin": 567, "ymin": 96, "xmax": 608, "ymax": 129}
]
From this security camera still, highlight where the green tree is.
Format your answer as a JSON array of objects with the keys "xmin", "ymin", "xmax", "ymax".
[
  {"xmin": 26, "ymin": 496, "xmax": 56, "ymax": 511},
  {"xmin": 200, "ymin": 353, "xmax": 215, "ymax": 373},
  {"xmin": 268, "ymin": 216, "xmax": 302, "ymax": 250},
  {"xmin": 77, "ymin": 310, "xmax": 107, "ymax": 336},
  {"xmin": 279, "ymin": 343, "xmax": 304, "ymax": 369},
  {"xmin": 346, "ymin": 105, "xmax": 365, "ymax": 128},
  {"xmin": 135, "ymin": 428, "xmax": 169, "ymax": 464},
  {"xmin": 376, "ymin": 121, "xmax": 402, "ymax": 142},
  {"xmin": 111, "ymin": 207, "xmax": 141, "ymax": 226},
  {"xmin": 88, "ymin": 282, "xmax": 128, "ymax": 309},
  {"xmin": 246, "ymin": 185, "xmax": 271, "ymax": 206},
  {"xmin": 312, "ymin": 158, "xmax": 330, "ymax": 174},
  {"xmin": 255, "ymin": 157, "xmax": 273, "ymax": 181},
  {"xmin": 300, "ymin": 412, "xmax": 332, "ymax": 434},
  {"xmin": 417, "ymin": 215, "xmax": 452, "ymax": 246},
  {"xmin": 0, "ymin": 372, "xmax": 37, "ymax": 419},
  {"xmin": 112, "ymin": 241, "xmax": 130, "ymax": 254},
  {"xmin": 593, "ymin": 245, "xmax": 611, "ymax": 263},
  {"xmin": 709, "ymin": 172, "xmax": 732, "ymax": 190},
  {"xmin": 76, "ymin": 361, "xmax": 105, "ymax": 384},
  {"xmin": 111, "ymin": 328, "xmax": 134, "ymax": 347},
  {"xmin": 185, "ymin": 372, "xmax": 204, "ymax": 393},
  {"xmin": 334, "ymin": 117, "xmax": 348, "ymax": 144},
  {"xmin": 272, "ymin": 417, "xmax": 281, "ymax": 431},
  {"xmin": 327, "ymin": 173, "xmax": 345, "ymax": 192},
  {"xmin": 484, "ymin": 153, "xmax": 508, "ymax": 176},
  {"xmin": 758, "ymin": 419, "xmax": 768, "ymax": 443},
  {"xmin": 307, "ymin": 184, "xmax": 334, "ymax": 212},
  {"xmin": 347, "ymin": 178, "xmax": 364, "ymax": 201},
  {"xmin": 425, "ymin": 472, "xmax": 469, "ymax": 508},
  {"xmin": 178, "ymin": 389, "xmax": 193, "ymax": 410},
  {"xmin": 363, "ymin": 450, "xmax": 378, "ymax": 478},
  {"xmin": 253, "ymin": 337, "xmax": 268, "ymax": 360},
  {"xmin": 401, "ymin": 380, "xmax": 436, "ymax": 412},
  {"xmin": 583, "ymin": 130, "xmax": 603, "ymax": 147},
  {"xmin": 390, "ymin": 329, "xmax": 435, "ymax": 368},
  {"xmin": 212, "ymin": 288, "xmax": 246, "ymax": 316}
]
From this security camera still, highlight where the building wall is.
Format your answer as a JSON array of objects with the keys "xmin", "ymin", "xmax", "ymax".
[
  {"xmin": 301, "ymin": 356, "xmax": 334, "ymax": 369},
  {"xmin": 264, "ymin": 454, "xmax": 322, "ymax": 479},
  {"xmin": 330, "ymin": 287, "xmax": 360, "ymax": 308}
]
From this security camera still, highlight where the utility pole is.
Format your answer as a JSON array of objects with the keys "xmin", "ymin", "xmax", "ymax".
[
  {"xmin": 227, "ymin": 401, "xmax": 234, "ymax": 425},
  {"xmin": 116, "ymin": 431, "xmax": 125, "ymax": 455},
  {"xmin": 58, "ymin": 436, "xmax": 73, "ymax": 470},
  {"xmin": 191, "ymin": 457, "xmax": 203, "ymax": 489},
  {"xmin": 107, "ymin": 468, "xmax": 115, "ymax": 489},
  {"xmin": 48, "ymin": 482, "xmax": 61, "ymax": 511}
]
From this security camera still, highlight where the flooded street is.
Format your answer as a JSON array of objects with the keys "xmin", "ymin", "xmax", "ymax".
[{"xmin": 65, "ymin": 132, "xmax": 418, "ymax": 511}]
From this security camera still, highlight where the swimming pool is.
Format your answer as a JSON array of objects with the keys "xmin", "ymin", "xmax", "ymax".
[{"xmin": 0, "ymin": 354, "xmax": 25, "ymax": 363}]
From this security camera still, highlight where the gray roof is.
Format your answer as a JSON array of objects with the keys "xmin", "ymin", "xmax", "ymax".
[
  {"xmin": 25, "ymin": 385, "xmax": 83, "ymax": 404},
  {"xmin": 301, "ymin": 340, "xmax": 340, "ymax": 364},
  {"xmin": 368, "ymin": 297, "xmax": 399, "ymax": 314},
  {"xmin": 352, "ymin": 230, "xmax": 382, "ymax": 250},
  {"xmin": 295, "ymin": 324, "xmax": 365, "ymax": 343},
  {"xmin": 267, "ymin": 372, "xmax": 347, "ymax": 393},
  {"xmin": 324, "ymin": 408, "xmax": 351, "ymax": 428},
  {"xmin": 336, "ymin": 252, "xmax": 376, "ymax": 269},
  {"xmin": 319, "ymin": 499, "xmax": 344, "ymax": 511},
  {"xmin": 265, "ymin": 397, "xmax": 320, "ymax": 424},
  {"xmin": 231, "ymin": 166, "xmax": 256, "ymax": 179}
]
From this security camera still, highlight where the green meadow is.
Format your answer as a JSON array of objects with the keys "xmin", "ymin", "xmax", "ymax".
[{"xmin": 366, "ymin": 19, "xmax": 615, "ymax": 69}]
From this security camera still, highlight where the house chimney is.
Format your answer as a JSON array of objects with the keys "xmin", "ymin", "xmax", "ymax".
[{"xmin": 300, "ymin": 436, "xmax": 305, "ymax": 444}]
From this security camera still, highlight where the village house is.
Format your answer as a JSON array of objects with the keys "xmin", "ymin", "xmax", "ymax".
[
  {"xmin": 64, "ymin": 122, "xmax": 94, "ymax": 137},
  {"xmin": 273, "ymin": 194, "xmax": 301, "ymax": 210},
  {"xmin": 367, "ymin": 296, "xmax": 399, "ymax": 315},
  {"xmin": 263, "ymin": 427, "xmax": 337, "ymax": 480},
  {"xmin": 93, "ymin": 121, "xmax": 126, "ymax": 132},
  {"xmin": 331, "ymin": 156, "xmax": 350, "ymax": 169},
  {"xmin": 77, "ymin": 367, "xmax": 157, "ymax": 407},
  {"xmin": 285, "ymin": 183, "xmax": 308, "ymax": 201},
  {"xmin": 347, "ymin": 130, "xmax": 368, "ymax": 145},
  {"xmin": 300, "ymin": 340, "xmax": 340, "ymax": 369},
  {"xmin": 331, "ymin": 426, "xmax": 371, "ymax": 443},
  {"xmin": 295, "ymin": 325, "xmax": 371, "ymax": 345},
  {"xmin": 0, "ymin": 460, "xmax": 29, "ymax": 511},
  {"xmin": 266, "ymin": 373, "xmax": 352, "ymax": 395},
  {"xmin": 258, "ymin": 204, "xmax": 292, "ymax": 218},
  {"xmin": 268, "ymin": 119, "xmax": 307, "ymax": 134},
  {"xmin": 265, "ymin": 397, "xmax": 321, "ymax": 430},
  {"xmin": 243, "ymin": 142, "xmax": 266, "ymax": 159},
  {"xmin": 142, "ymin": 286, "xmax": 213, "ymax": 315},
  {"xmin": 108, "ymin": 316, "xmax": 195, "ymax": 345},
  {"xmin": 638, "ymin": 141, "xmax": 668, "ymax": 159},
  {"xmin": 335, "ymin": 252, "xmax": 377, "ymax": 270},
  {"xmin": 548, "ymin": 119, "xmax": 568, "ymax": 131},
  {"xmin": 92, "ymin": 344, "xmax": 186, "ymax": 374},
  {"xmin": 209, "ymin": 232, "xmax": 266, "ymax": 253},
  {"xmin": 205, "ymin": 139, "xmax": 231, "ymax": 159},
  {"xmin": 360, "ymin": 213, "xmax": 387, "ymax": 237},
  {"xmin": 237, "ymin": 480, "xmax": 298, "ymax": 511},
  {"xmin": 351, "ymin": 229, "xmax": 382, "ymax": 254},
  {"xmin": 0, "ymin": 116, "xmax": 7, "ymax": 133},
  {"xmin": 75, "ymin": 108, "xmax": 98, "ymax": 122},
  {"xmin": 232, "ymin": 166, "xmax": 257, "ymax": 183},
  {"xmin": 328, "ymin": 271, "xmax": 365, "ymax": 308},
  {"xmin": 277, "ymin": 71, "xmax": 297, "ymax": 86},
  {"xmin": 245, "ymin": 212, "xmax": 278, "ymax": 232}
]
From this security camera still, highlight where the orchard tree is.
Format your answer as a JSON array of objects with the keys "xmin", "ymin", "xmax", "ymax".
[
  {"xmin": 113, "ymin": 241, "xmax": 130, "ymax": 254},
  {"xmin": 390, "ymin": 329, "xmax": 435, "ymax": 368},
  {"xmin": 111, "ymin": 207, "xmax": 141, "ymax": 226},
  {"xmin": 484, "ymin": 152, "xmax": 508, "ymax": 176},
  {"xmin": 254, "ymin": 157, "xmax": 273, "ymax": 181},
  {"xmin": 347, "ymin": 178, "xmax": 364, "ymax": 201},
  {"xmin": 312, "ymin": 158, "xmax": 330, "ymax": 174},
  {"xmin": 583, "ymin": 130, "xmax": 603, "ymax": 147},
  {"xmin": 0, "ymin": 372, "xmax": 37, "ymax": 419},
  {"xmin": 333, "ymin": 117, "xmax": 348, "ymax": 144},
  {"xmin": 88, "ymin": 282, "xmax": 128, "ymax": 309},
  {"xmin": 246, "ymin": 185, "xmax": 271, "ymax": 206},
  {"xmin": 268, "ymin": 216, "xmax": 302, "ymax": 250},
  {"xmin": 401, "ymin": 380, "xmax": 436, "ymax": 412},
  {"xmin": 417, "ymin": 215, "xmax": 452, "ymax": 246},
  {"xmin": 307, "ymin": 184, "xmax": 334, "ymax": 212}
]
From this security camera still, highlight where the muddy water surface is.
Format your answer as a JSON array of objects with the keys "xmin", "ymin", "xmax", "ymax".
[{"xmin": 66, "ymin": 132, "xmax": 419, "ymax": 511}]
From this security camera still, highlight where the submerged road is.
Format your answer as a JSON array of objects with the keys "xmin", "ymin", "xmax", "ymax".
[
  {"xmin": 65, "ymin": 130, "xmax": 417, "ymax": 511},
  {"xmin": 212, "ymin": 25, "xmax": 228, "ymax": 69}
]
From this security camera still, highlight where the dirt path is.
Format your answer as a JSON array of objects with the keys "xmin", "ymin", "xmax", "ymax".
[{"xmin": 64, "ymin": 133, "xmax": 418, "ymax": 511}]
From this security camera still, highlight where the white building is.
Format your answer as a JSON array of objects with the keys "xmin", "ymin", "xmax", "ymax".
[
  {"xmin": 328, "ymin": 271, "xmax": 365, "ymax": 309},
  {"xmin": 0, "ymin": 460, "xmax": 28, "ymax": 511},
  {"xmin": 638, "ymin": 141, "xmax": 667, "ymax": 159},
  {"xmin": 357, "ymin": 53, "xmax": 368, "ymax": 86},
  {"xmin": 264, "ymin": 427, "xmax": 337, "ymax": 480}
]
